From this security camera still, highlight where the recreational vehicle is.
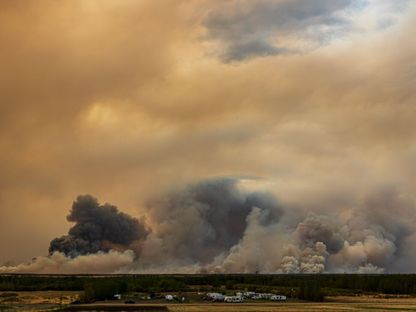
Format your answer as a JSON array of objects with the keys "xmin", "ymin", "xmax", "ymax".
[
  {"xmin": 206, "ymin": 292, "xmax": 225, "ymax": 301},
  {"xmin": 224, "ymin": 296, "xmax": 244, "ymax": 303}
]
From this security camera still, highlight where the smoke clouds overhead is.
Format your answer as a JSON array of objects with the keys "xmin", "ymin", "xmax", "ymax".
[{"xmin": 0, "ymin": 1, "xmax": 415, "ymax": 274}]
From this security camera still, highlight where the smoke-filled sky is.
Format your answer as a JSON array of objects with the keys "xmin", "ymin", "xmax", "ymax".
[{"xmin": 1, "ymin": 0, "xmax": 416, "ymax": 273}]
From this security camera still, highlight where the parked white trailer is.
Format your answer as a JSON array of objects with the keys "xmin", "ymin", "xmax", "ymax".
[
  {"xmin": 271, "ymin": 295, "xmax": 287, "ymax": 301},
  {"xmin": 206, "ymin": 292, "xmax": 225, "ymax": 301},
  {"xmin": 224, "ymin": 296, "xmax": 244, "ymax": 303},
  {"xmin": 243, "ymin": 291, "xmax": 256, "ymax": 298},
  {"xmin": 258, "ymin": 293, "xmax": 274, "ymax": 299}
]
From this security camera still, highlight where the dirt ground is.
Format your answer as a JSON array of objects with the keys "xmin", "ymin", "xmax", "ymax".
[{"xmin": 2, "ymin": 292, "xmax": 416, "ymax": 311}]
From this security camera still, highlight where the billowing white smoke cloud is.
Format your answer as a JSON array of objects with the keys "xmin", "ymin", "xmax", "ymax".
[
  {"xmin": 0, "ymin": 250, "xmax": 135, "ymax": 274},
  {"xmin": 2, "ymin": 179, "xmax": 416, "ymax": 274},
  {"xmin": 145, "ymin": 180, "xmax": 415, "ymax": 274},
  {"xmin": 129, "ymin": 180, "xmax": 415, "ymax": 274}
]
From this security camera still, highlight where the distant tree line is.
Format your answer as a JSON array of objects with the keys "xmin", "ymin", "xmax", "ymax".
[
  {"xmin": 298, "ymin": 280, "xmax": 324, "ymax": 302},
  {"xmin": 1, "ymin": 274, "xmax": 416, "ymax": 299}
]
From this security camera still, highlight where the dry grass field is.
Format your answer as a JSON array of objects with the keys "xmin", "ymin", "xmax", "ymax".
[
  {"xmin": 0, "ymin": 291, "xmax": 80, "ymax": 311},
  {"xmin": 64, "ymin": 300, "xmax": 416, "ymax": 312},
  {"xmin": 167, "ymin": 299, "xmax": 416, "ymax": 312},
  {"xmin": 0, "ymin": 290, "xmax": 80, "ymax": 305},
  {"xmin": 2, "ymin": 292, "xmax": 416, "ymax": 311}
]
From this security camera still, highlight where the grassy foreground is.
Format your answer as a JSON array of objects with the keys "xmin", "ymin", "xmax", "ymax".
[
  {"xmin": 64, "ymin": 299, "xmax": 416, "ymax": 312},
  {"xmin": 169, "ymin": 300, "xmax": 416, "ymax": 312},
  {"xmin": 2, "ymin": 292, "xmax": 416, "ymax": 311}
]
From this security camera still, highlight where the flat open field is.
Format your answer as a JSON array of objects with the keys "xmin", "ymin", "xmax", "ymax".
[
  {"xmin": 3, "ymin": 292, "xmax": 416, "ymax": 311},
  {"xmin": 171, "ymin": 301, "xmax": 416, "ymax": 311},
  {"xmin": 168, "ymin": 297, "xmax": 416, "ymax": 311},
  {"xmin": 63, "ymin": 300, "xmax": 416, "ymax": 312},
  {"xmin": 0, "ymin": 291, "xmax": 80, "ymax": 311}
]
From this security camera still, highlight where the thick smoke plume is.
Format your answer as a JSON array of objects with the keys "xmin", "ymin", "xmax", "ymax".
[
  {"xmin": 49, "ymin": 195, "xmax": 150, "ymax": 257},
  {"xmin": 208, "ymin": 186, "xmax": 416, "ymax": 274},
  {"xmin": 137, "ymin": 178, "xmax": 282, "ymax": 268},
  {"xmin": 3, "ymin": 179, "xmax": 416, "ymax": 274},
  {"xmin": 135, "ymin": 180, "xmax": 416, "ymax": 274}
]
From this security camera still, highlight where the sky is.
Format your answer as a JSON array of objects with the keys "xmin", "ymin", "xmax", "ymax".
[{"xmin": 0, "ymin": 0, "xmax": 416, "ymax": 273}]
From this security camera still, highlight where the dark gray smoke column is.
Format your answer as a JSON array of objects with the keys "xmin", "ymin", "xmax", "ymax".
[
  {"xmin": 145, "ymin": 178, "xmax": 283, "ymax": 264},
  {"xmin": 49, "ymin": 195, "xmax": 149, "ymax": 258}
]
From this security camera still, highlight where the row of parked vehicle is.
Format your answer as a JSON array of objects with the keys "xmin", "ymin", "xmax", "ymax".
[{"xmin": 206, "ymin": 291, "xmax": 287, "ymax": 303}]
